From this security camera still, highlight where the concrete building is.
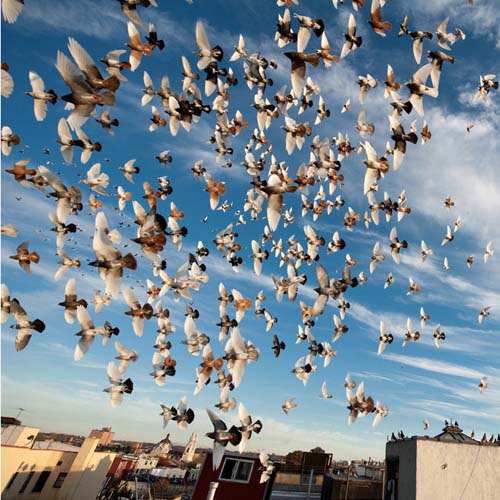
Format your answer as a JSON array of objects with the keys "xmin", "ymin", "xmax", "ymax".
[
  {"xmin": 150, "ymin": 433, "xmax": 172, "ymax": 457},
  {"xmin": 135, "ymin": 454, "xmax": 159, "ymax": 474},
  {"xmin": 89, "ymin": 426, "xmax": 114, "ymax": 446},
  {"xmin": 385, "ymin": 422, "xmax": 500, "ymax": 500},
  {"xmin": 2, "ymin": 424, "xmax": 116, "ymax": 500}
]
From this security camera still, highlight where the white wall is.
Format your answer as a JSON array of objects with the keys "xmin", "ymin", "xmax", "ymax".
[
  {"xmin": 386, "ymin": 439, "xmax": 500, "ymax": 500},
  {"xmin": 416, "ymin": 440, "xmax": 500, "ymax": 500}
]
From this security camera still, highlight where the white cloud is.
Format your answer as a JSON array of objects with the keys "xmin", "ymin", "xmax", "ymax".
[{"xmin": 382, "ymin": 353, "xmax": 486, "ymax": 380}]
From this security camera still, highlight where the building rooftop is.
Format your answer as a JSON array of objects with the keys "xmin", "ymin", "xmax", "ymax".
[
  {"xmin": 1, "ymin": 416, "xmax": 21, "ymax": 427},
  {"xmin": 388, "ymin": 421, "xmax": 500, "ymax": 446},
  {"xmin": 32, "ymin": 440, "xmax": 81, "ymax": 452},
  {"xmin": 432, "ymin": 422, "xmax": 478, "ymax": 443}
]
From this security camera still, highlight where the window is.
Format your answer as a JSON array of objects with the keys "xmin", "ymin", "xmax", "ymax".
[
  {"xmin": 219, "ymin": 458, "xmax": 254, "ymax": 483},
  {"xmin": 19, "ymin": 471, "xmax": 34, "ymax": 493},
  {"xmin": 53, "ymin": 472, "xmax": 67, "ymax": 489},
  {"xmin": 56, "ymin": 461, "xmax": 63, "ymax": 466},
  {"xmin": 32, "ymin": 471, "xmax": 51, "ymax": 493},
  {"xmin": 6, "ymin": 472, "xmax": 18, "ymax": 489}
]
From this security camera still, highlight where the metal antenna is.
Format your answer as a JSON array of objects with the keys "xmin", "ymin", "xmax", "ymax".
[{"xmin": 14, "ymin": 408, "xmax": 26, "ymax": 420}]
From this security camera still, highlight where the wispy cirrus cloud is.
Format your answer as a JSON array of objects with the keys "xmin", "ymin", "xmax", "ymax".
[{"xmin": 382, "ymin": 352, "xmax": 487, "ymax": 380}]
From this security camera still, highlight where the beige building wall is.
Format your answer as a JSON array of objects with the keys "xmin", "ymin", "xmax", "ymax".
[
  {"xmin": 416, "ymin": 440, "xmax": 500, "ymax": 500},
  {"xmin": 386, "ymin": 439, "xmax": 500, "ymax": 500},
  {"xmin": 89, "ymin": 427, "xmax": 114, "ymax": 446},
  {"xmin": 275, "ymin": 472, "xmax": 323, "ymax": 485},
  {"xmin": 2, "ymin": 437, "xmax": 115, "ymax": 500},
  {"xmin": 2, "ymin": 446, "xmax": 74, "ymax": 499}
]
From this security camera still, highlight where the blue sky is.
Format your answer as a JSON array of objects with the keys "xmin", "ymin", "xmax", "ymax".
[{"xmin": 1, "ymin": 0, "xmax": 500, "ymax": 460}]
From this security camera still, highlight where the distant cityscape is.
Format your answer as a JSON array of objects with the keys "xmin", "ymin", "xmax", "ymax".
[{"xmin": 2, "ymin": 415, "xmax": 499, "ymax": 499}]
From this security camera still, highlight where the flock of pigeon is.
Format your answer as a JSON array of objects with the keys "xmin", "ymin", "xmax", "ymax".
[{"xmin": 1, "ymin": 0, "xmax": 498, "ymax": 471}]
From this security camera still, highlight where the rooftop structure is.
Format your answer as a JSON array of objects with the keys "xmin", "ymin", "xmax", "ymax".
[
  {"xmin": 385, "ymin": 422, "xmax": 500, "ymax": 500},
  {"xmin": 191, "ymin": 451, "xmax": 274, "ymax": 500},
  {"xmin": 89, "ymin": 426, "xmax": 114, "ymax": 446}
]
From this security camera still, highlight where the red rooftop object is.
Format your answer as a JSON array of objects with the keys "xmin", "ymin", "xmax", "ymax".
[
  {"xmin": 191, "ymin": 452, "xmax": 274, "ymax": 500},
  {"xmin": 106, "ymin": 455, "xmax": 138, "ymax": 481}
]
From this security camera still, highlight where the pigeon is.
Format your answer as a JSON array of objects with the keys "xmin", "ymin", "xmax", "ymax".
[
  {"xmin": 1, "ymin": 284, "xmax": 12, "ymax": 324},
  {"xmin": 441, "ymin": 225, "xmax": 454, "ymax": 246},
  {"xmin": 10, "ymin": 298, "xmax": 46, "ymax": 351},
  {"xmin": 58, "ymin": 278, "xmax": 88, "ymax": 324},
  {"xmin": 103, "ymin": 362, "xmax": 133, "ymax": 407},
  {"xmin": 215, "ymin": 385, "xmax": 237, "ymax": 413},
  {"xmin": 368, "ymin": 0, "xmax": 392, "ymax": 37},
  {"xmin": 484, "ymin": 241, "xmax": 494, "ymax": 263},
  {"xmin": 384, "ymin": 273, "xmax": 394, "ymax": 289},
  {"xmin": 478, "ymin": 307, "xmax": 490, "ymax": 324},
  {"xmin": 123, "ymin": 287, "xmax": 154, "ymax": 337},
  {"xmin": 224, "ymin": 328, "xmax": 259, "ymax": 388},
  {"xmin": 55, "ymin": 51, "xmax": 115, "ymax": 129},
  {"xmin": 433, "ymin": 324, "xmax": 445, "ymax": 348},
  {"xmin": 378, "ymin": 321, "xmax": 393, "ymax": 355},
  {"xmin": 292, "ymin": 354, "xmax": 317, "ymax": 386},
  {"xmin": 478, "ymin": 377, "xmax": 488, "ymax": 393},
  {"xmin": 96, "ymin": 109, "xmax": 119, "ymax": 135},
  {"xmin": 171, "ymin": 397, "xmax": 195, "ymax": 430},
  {"xmin": 9, "ymin": 241, "xmax": 40, "ymax": 274},
  {"xmin": 195, "ymin": 21, "xmax": 223, "ymax": 71},
  {"xmin": 272, "ymin": 335, "xmax": 286, "ymax": 358},
  {"xmin": 283, "ymin": 52, "xmax": 320, "ymax": 99},
  {"xmin": 1, "ymin": 125, "xmax": 21, "ymax": 156},
  {"xmin": 282, "ymin": 397, "xmax": 298, "ymax": 415},
  {"xmin": 435, "ymin": 16, "xmax": 465, "ymax": 51},
  {"xmin": 389, "ymin": 227, "xmax": 408, "ymax": 264},
  {"xmin": 420, "ymin": 240, "xmax": 434, "ymax": 262},
  {"xmin": 259, "ymin": 452, "xmax": 275, "ymax": 483},
  {"xmin": 341, "ymin": 14, "xmax": 362, "ymax": 59},
  {"xmin": 237, "ymin": 403, "xmax": 263, "ymax": 453},
  {"xmin": 114, "ymin": 341, "xmax": 139, "ymax": 373},
  {"xmin": 346, "ymin": 381, "xmax": 375, "ymax": 425},
  {"xmin": 127, "ymin": 21, "xmax": 154, "ymax": 72},
  {"xmin": 90, "ymin": 212, "xmax": 137, "ymax": 298},
  {"xmin": 372, "ymin": 401, "xmax": 389, "ymax": 427},
  {"xmin": 403, "ymin": 318, "xmax": 420, "ymax": 347},
  {"xmin": 420, "ymin": 307, "xmax": 430, "ymax": 329},
  {"xmin": 294, "ymin": 14, "xmax": 324, "ymax": 53},
  {"xmin": 320, "ymin": 381, "xmax": 333, "ymax": 399},
  {"xmin": 370, "ymin": 242, "xmax": 385, "ymax": 273},
  {"xmin": 68, "ymin": 37, "xmax": 120, "ymax": 93},
  {"xmin": 25, "ymin": 71, "xmax": 57, "ymax": 122},
  {"xmin": 205, "ymin": 409, "xmax": 241, "ymax": 470},
  {"xmin": 2, "ymin": 0, "xmax": 24, "ymax": 23},
  {"xmin": 473, "ymin": 74, "xmax": 498, "ymax": 102},
  {"xmin": 194, "ymin": 344, "xmax": 224, "ymax": 395},
  {"xmin": 406, "ymin": 64, "xmax": 438, "ymax": 118},
  {"xmin": 74, "ymin": 305, "xmax": 104, "ymax": 360}
]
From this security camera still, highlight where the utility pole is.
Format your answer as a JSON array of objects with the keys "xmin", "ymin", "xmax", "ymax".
[
  {"xmin": 15, "ymin": 408, "xmax": 26, "ymax": 420},
  {"xmin": 306, "ymin": 468, "xmax": 314, "ymax": 499},
  {"xmin": 381, "ymin": 463, "xmax": 386, "ymax": 500},
  {"xmin": 344, "ymin": 465, "xmax": 351, "ymax": 500}
]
